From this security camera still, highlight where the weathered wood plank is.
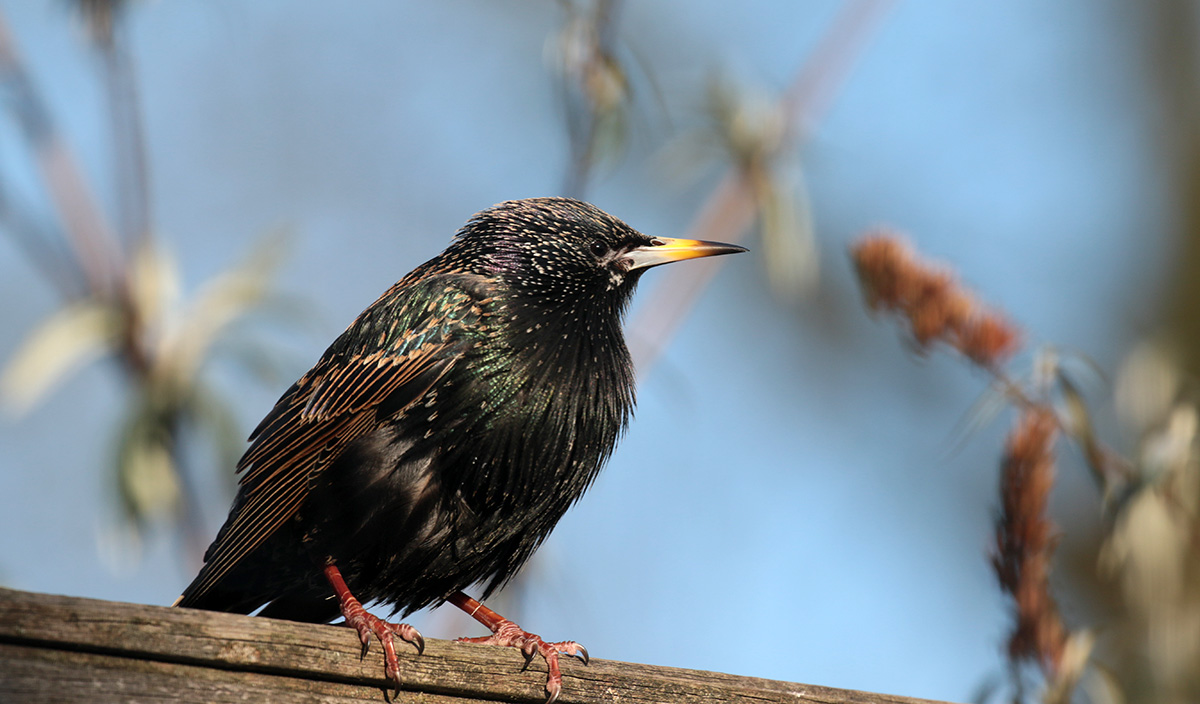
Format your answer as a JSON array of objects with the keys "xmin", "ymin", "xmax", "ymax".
[
  {"xmin": 1, "ymin": 643, "xmax": 467, "ymax": 704},
  {"xmin": 0, "ymin": 588, "xmax": 953, "ymax": 704}
]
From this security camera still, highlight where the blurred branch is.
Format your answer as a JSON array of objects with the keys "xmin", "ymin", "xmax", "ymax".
[
  {"xmin": 851, "ymin": 231, "xmax": 1200, "ymax": 703},
  {"xmin": 0, "ymin": 185, "xmax": 86, "ymax": 299},
  {"xmin": 851, "ymin": 232, "xmax": 1074, "ymax": 701},
  {"xmin": 628, "ymin": 0, "xmax": 892, "ymax": 371},
  {"xmin": 0, "ymin": 5, "xmax": 297, "ymax": 566},
  {"xmin": 553, "ymin": 0, "xmax": 630, "ymax": 198},
  {"xmin": 0, "ymin": 11, "xmax": 122, "ymax": 299},
  {"xmin": 91, "ymin": 0, "xmax": 152, "ymax": 249}
]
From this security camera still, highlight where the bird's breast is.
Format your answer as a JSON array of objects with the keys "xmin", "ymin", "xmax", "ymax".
[{"xmin": 437, "ymin": 314, "xmax": 634, "ymax": 517}]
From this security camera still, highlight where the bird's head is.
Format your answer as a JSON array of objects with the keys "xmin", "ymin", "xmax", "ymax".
[{"xmin": 454, "ymin": 197, "xmax": 746, "ymax": 312}]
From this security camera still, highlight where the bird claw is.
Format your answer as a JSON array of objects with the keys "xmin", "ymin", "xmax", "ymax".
[
  {"xmin": 520, "ymin": 642, "xmax": 537, "ymax": 669},
  {"xmin": 325, "ymin": 564, "xmax": 423, "ymax": 691},
  {"xmin": 566, "ymin": 642, "xmax": 589, "ymax": 666},
  {"xmin": 390, "ymin": 622, "xmax": 425, "ymax": 656},
  {"xmin": 456, "ymin": 619, "xmax": 588, "ymax": 703},
  {"xmin": 339, "ymin": 603, "xmax": 424, "ymax": 693}
]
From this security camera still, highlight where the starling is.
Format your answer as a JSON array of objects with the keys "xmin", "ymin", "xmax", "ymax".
[{"xmin": 175, "ymin": 197, "xmax": 746, "ymax": 702}]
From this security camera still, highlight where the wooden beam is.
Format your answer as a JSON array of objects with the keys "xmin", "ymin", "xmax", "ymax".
[{"xmin": 0, "ymin": 587, "xmax": 953, "ymax": 703}]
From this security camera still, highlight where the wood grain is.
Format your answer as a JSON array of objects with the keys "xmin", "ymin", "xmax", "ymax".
[{"xmin": 0, "ymin": 588, "xmax": 953, "ymax": 704}]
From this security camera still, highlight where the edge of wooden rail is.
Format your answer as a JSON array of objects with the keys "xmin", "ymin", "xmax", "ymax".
[{"xmin": 0, "ymin": 587, "xmax": 956, "ymax": 704}]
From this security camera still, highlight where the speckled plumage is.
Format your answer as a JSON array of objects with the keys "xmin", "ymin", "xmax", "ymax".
[{"xmin": 176, "ymin": 198, "xmax": 745, "ymax": 700}]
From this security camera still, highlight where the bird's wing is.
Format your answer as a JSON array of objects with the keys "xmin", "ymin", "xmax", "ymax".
[{"xmin": 182, "ymin": 275, "xmax": 491, "ymax": 604}]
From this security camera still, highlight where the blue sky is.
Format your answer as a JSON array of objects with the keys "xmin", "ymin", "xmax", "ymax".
[{"xmin": 0, "ymin": 2, "xmax": 1170, "ymax": 701}]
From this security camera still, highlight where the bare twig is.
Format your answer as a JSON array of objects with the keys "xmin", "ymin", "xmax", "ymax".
[
  {"xmin": 98, "ymin": 20, "xmax": 152, "ymax": 248},
  {"xmin": 850, "ymin": 230, "xmax": 1099, "ymax": 699},
  {"xmin": 558, "ymin": 0, "xmax": 627, "ymax": 199},
  {"xmin": 0, "ymin": 11, "xmax": 122, "ymax": 298}
]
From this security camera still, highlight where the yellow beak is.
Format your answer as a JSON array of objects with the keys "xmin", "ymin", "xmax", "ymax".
[{"xmin": 625, "ymin": 236, "xmax": 748, "ymax": 271}]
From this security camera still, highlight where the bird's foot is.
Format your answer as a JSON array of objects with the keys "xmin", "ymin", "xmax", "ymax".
[
  {"xmin": 448, "ymin": 591, "xmax": 587, "ymax": 703},
  {"xmin": 324, "ymin": 564, "xmax": 424, "ymax": 693},
  {"xmin": 458, "ymin": 619, "xmax": 588, "ymax": 702},
  {"xmin": 341, "ymin": 604, "xmax": 425, "ymax": 688}
]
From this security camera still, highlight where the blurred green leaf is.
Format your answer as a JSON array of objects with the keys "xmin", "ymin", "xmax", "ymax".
[
  {"xmin": 127, "ymin": 238, "xmax": 180, "ymax": 336},
  {"xmin": 0, "ymin": 300, "xmax": 119, "ymax": 413},
  {"xmin": 114, "ymin": 399, "xmax": 181, "ymax": 525},
  {"xmin": 706, "ymin": 74, "xmax": 786, "ymax": 171},
  {"xmin": 1114, "ymin": 339, "xmax": 1181, "ymax": 436},
  {"xmin": 695, "ymin": 74, "xmax": 818, "ymax": 300},
  {"xmin": 1057, "ymin": 371, "xmax": 1108, "ymax": 491},
  {"xmin": 549, "ymin": 0, "xmax": 633, "ymax": 194},
  {"xmin": 1044, "ymin": 630, "xmax": 1094, "ymax": 704},
  {"xmin": 156, "ymin": 229, "xmax": 289, "ymax": 391},
  {"xmin": 757, "ymin": 171, "xmax": 817, "ymax": 299}
]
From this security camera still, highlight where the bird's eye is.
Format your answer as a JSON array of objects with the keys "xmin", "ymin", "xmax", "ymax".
[{"xmin": 588, "ymin": 240, "xmax": 607, "ymax": 258}]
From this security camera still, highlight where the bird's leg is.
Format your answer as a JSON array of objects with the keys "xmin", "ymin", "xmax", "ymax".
[
  {"xmin": 448, "ymin": 590, "xmax": 588, "ymax": 704},
  {"xmin": 323, "ymin": 563, "xmax": 425, "ymax": 692}
]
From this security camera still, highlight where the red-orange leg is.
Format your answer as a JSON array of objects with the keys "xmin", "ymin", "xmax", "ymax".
[
  {"xmin": 324, "ymin": 563, "xmax": 424, "ymax": 693},
  {"xmin": 447, "ymin": 591, "xmax": 588, "ymax": 704}
]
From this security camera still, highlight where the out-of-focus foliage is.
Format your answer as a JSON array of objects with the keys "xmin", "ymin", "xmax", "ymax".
[
  {"xmin": 549, "ymin": 0, "xmax": 633, "ymax": 197},
  {"xmin": 0, "ymin": 229, "xmax": 295, "ymax": 533},
  {"xmin": 662, "ymin": 75, "xmax": 817, "ymax": 300},
  {"xmin": 72, "ymin": 0, "xmax": 131, "ymax": 45},
  {"xmin": 702, "ymin": 76, "xmax": 817, "ymax": 299},
  {"xmin": 1, "ymin": 300, "xmax": 119, "ymax": 412},
  {"xmin": 0, "ymin": 4, "xmax": 298, "ymax": 549},
  {"xmin": 1102, "ymin": 340, "xmax": 1200, "ymax": 704},
  {"xmin": 854, "ymin": 232, "xmax": 1200, "ymax": 703}
]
